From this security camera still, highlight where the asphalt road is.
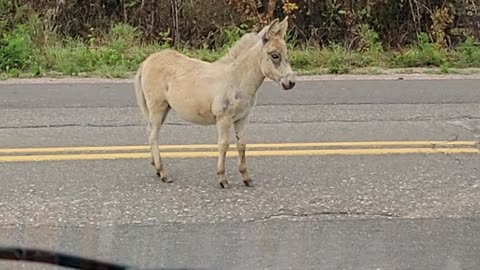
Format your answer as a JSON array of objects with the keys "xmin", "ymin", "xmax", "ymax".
[{"xmin": 0, "ymin": 78, "xmax": 479, "ymax": 270}]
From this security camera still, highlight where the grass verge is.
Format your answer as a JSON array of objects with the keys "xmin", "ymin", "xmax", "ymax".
[{"xmin": 1, "ymin": 23, "xmax": 480, "ymax": 80}]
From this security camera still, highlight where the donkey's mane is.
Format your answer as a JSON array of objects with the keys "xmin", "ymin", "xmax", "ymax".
[
  {"xmin": 216, "ymin": 26, "xmax": 268, "ymax": 64},
  {"xmin": 216, "ymin": 33, "xmax": 260, "ymax": 64}
]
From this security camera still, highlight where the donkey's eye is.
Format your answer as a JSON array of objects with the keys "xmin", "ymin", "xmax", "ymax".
[{"xmin": 271, "ymin": 53, "xmax": 281, "ymax": 60}]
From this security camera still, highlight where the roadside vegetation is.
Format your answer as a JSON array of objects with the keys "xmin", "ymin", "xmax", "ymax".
[{"xmin": 1, "ymin": 0, "xmax": 480, "ymax": 79}]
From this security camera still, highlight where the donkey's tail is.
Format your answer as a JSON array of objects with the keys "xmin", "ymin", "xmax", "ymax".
[{"xmin": 134, "ymin": 64, "xmax": 149, "ymax": 122}]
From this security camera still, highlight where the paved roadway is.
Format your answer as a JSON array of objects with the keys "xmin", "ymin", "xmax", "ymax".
[{"xmin": 0, "ymin": 78, "xmax": 479, "ymax": 270}]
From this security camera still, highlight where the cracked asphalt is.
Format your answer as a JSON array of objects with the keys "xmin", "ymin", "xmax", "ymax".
[{"xmin": 1, "ymin": 78, "xmax": 480, "ymax": 270}]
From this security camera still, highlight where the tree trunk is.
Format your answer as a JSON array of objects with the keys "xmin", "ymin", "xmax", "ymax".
[{"xmin": 171, "ymin": 0, "xmax": 180, "ymax": 47}]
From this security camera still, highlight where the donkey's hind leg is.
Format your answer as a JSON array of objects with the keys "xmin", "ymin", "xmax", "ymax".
[{"xmin": 149, "ymin": 103, "xmax": 172, "ymax": 183}]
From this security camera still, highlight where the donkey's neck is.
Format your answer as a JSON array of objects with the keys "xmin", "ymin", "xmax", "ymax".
[{"xmin": 229, "ymin": 42, "xmax": 265, "ymax": 97}]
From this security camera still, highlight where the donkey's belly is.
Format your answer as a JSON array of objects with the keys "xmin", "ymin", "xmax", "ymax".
[
  {"xmin": 165, "ymin": 82, "xmax": 217, "ymax": 125},
  {"xmin": 170, "ymin": 103, "xmax": 216, "ymax": 125}
]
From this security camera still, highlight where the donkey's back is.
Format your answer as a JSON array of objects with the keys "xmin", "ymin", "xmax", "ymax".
[{"xmin": 140, "ymin": 49, "xmax": 210, "ymax": 80}]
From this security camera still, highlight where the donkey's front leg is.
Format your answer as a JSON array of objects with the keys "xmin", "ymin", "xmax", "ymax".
[
  {"xmin": 216, "ymin": 116, "xmax": 232, "ymax": 188},
  {"xmin": 234, "ymin": 117, "xmax": 253, "ymax": 187}
]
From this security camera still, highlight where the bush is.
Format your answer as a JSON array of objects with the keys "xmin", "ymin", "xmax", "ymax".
[
  {"xmin": 391, "ymin": 33, "xmax": 447, "ymax": 67},
  {"xmin": 1, "ymin": 0, "xmax": 476, "ymax": 49},
  {"xmin": 1, "ymin": 4, "xmax": 480, "ymax": 79},
  {"xmin": 328, "ymin": 44, "xmax": 350, "ymax": 74},
  {"xmin": 0, "ymin": 26, "xmax": 33, "ymax": 72},
  {"xmin": 456, "ymin": 36, "xmax": 480, "ymax": 67}
]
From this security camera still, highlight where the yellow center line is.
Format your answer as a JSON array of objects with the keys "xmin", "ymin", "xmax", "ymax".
[
  {"xmin": 0, "ymin": 140, "xmax": 477, "ymax": 154},
  {"xmin": 0, "ymin": 148, "xmax": 478, "ymax": 163}
]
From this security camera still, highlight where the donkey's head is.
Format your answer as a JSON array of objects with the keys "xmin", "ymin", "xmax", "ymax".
[{"xmin": 259, "ymin": 17, "xmax": 296, "ymax": 90}]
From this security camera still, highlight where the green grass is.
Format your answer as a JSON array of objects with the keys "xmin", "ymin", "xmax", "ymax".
[{"xmin": 1, "ymin": 22, "xmax": 480, "ymax": 79}]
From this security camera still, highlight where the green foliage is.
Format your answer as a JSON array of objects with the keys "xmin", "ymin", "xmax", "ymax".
[
  {"xmin": 356, "ymin": 24, "xmax": 383, "ymax": 54},
  {"xmin": 221, "ymin": 25, "xmax": 248, "ymax": 48},
  {"xmin": 1, "ymin": 10, "xmax": 480, "ymax": 79},
  {"xmin": 328, "ymin": 43, "xmax": 350, "ymax": 74},
  {"xmin": 391, "ymin": 33, "xmax": 447, "ymax": 67},
  {"xmin": 109, "ymin": 23, "xmax": 141, "ymax": 51},
  {"xmin": 0, "ymin": 26, "xmax": 33, "ymax": 72},
  {"xmin": 44, "ymin": 41, "xmax": 98, "ymax": 75},
  {"xmin": 0, "ymin": 0, "xmax": 12, "ymax": 36},
  {"xmin": 210, "ymin": 24, "xmax": 249, "ymax": 53},
  {"xmin": 440, "ymin": 62, "xmax": 450, "ymax": 73},
  {"xmin": 0, "ymin": 0, "xmax": 478, "ymax": 50},
  {"xmin": 354, "ymin": 24, "xmax": 384, "ymax": 67},
  {"xmin": 456, "ymin": 36, "xmax": 480, "ymax": 67},
  {"xmin": 0, "ymin": 0, "xmax": 24, "ymax": 36},
  {"xmin": 289, "ymin": 47, "xmax": 331, "ymax": 72},
  {"xmin": 290, "ymin": 49, "xmax": 313, "ymax": 68}
]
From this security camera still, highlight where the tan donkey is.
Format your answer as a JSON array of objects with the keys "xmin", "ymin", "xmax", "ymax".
[{"xmin": 134, "ymin": 17, "xmax": 296, "ymax": 188}]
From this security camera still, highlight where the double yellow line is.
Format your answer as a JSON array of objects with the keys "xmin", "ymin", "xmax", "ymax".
[{"xmin": 0, "ymin": 141, "xmax": 478, "ymax": 163}]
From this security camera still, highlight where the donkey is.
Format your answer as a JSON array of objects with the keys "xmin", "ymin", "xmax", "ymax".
[{"xmin": 134, "ymin": 17, "xmax": 296, "ymax": 188}]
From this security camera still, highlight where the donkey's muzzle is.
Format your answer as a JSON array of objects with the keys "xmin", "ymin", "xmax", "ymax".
[
  {"xmin": 281, "ymin": 73, "xmax": 296, "ymax": 90},
  {"xmin": 282, "ymin": 80, "xmax": 296, "ymax": 90}
]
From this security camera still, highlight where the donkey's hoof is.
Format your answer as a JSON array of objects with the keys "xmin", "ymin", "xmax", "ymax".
[
  {"xmin": 243, "ymin": 179, "xmax": 254, "ymax": 187},
  {"xmin": 219, "ymin": 180, "xmax": 230, "ymax": 189},
  {"xmin": 150, "ymin": 160, "xmax": 155, "ymax": 167},
  {"xmin": 161, "ymin": 177, "xmax": 173, "ymax": 183}
]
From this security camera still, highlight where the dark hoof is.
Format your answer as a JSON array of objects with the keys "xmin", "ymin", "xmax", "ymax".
[
  {"xmin": 156, "ymin": 171, "xmax": 161, "ymax": 177},
  {"xmin": 243, "ymin": 179, "xmax": 254, "ymax": 187},
  {"xmin": 161, "ymin": 177, "xmax": 173, "ymax": 183},
  {"xmin": 151, "ymin": 160, "xmax": 155, "ymax": 167},
  {"xmin": 219, "ymin": 180, "xmax": 230, "ymax": 189}
]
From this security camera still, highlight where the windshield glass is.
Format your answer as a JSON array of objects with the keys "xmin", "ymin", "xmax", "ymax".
[{"xmin": 1, "ymin": 1, "xmax": 480, "ymax": 270}]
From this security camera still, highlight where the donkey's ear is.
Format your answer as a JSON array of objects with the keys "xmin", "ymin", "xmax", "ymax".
[
  {"xmin": 266, "ymin": 17, "xmax": 288, "ymax": 40},
  {"xmin": 258, "ymin": 23, "xmax": 270, "ymax": 39},
  {"xmin": 277, "ymin": 16, "xmax": 289, "ymax": 37},
  {"xmin": 268, "ymin": 18, "xmax": 280, "ymax": 28},
  {"xmin": 264, "ymin": 18, "xmax": 280, "ymax": 42}
]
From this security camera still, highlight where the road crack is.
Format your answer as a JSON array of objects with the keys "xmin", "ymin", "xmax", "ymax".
[
  {"xmin": 255, "ymin": 102, "xmax": 480, "ymax": 106},
  {"xmin": 3, "ymin": 102, "xmax": 478, "ymax": 110},
  {"xmin": 0, "ymin": 124, "xmax": 80, "ymax": 129},
  {"xmin": 2, "ymin": 115, "xmax": 479, "ymax": 129},
  {"xmin": 251, "ymin": 210, "xmax": 397, "ymax": 222}
]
